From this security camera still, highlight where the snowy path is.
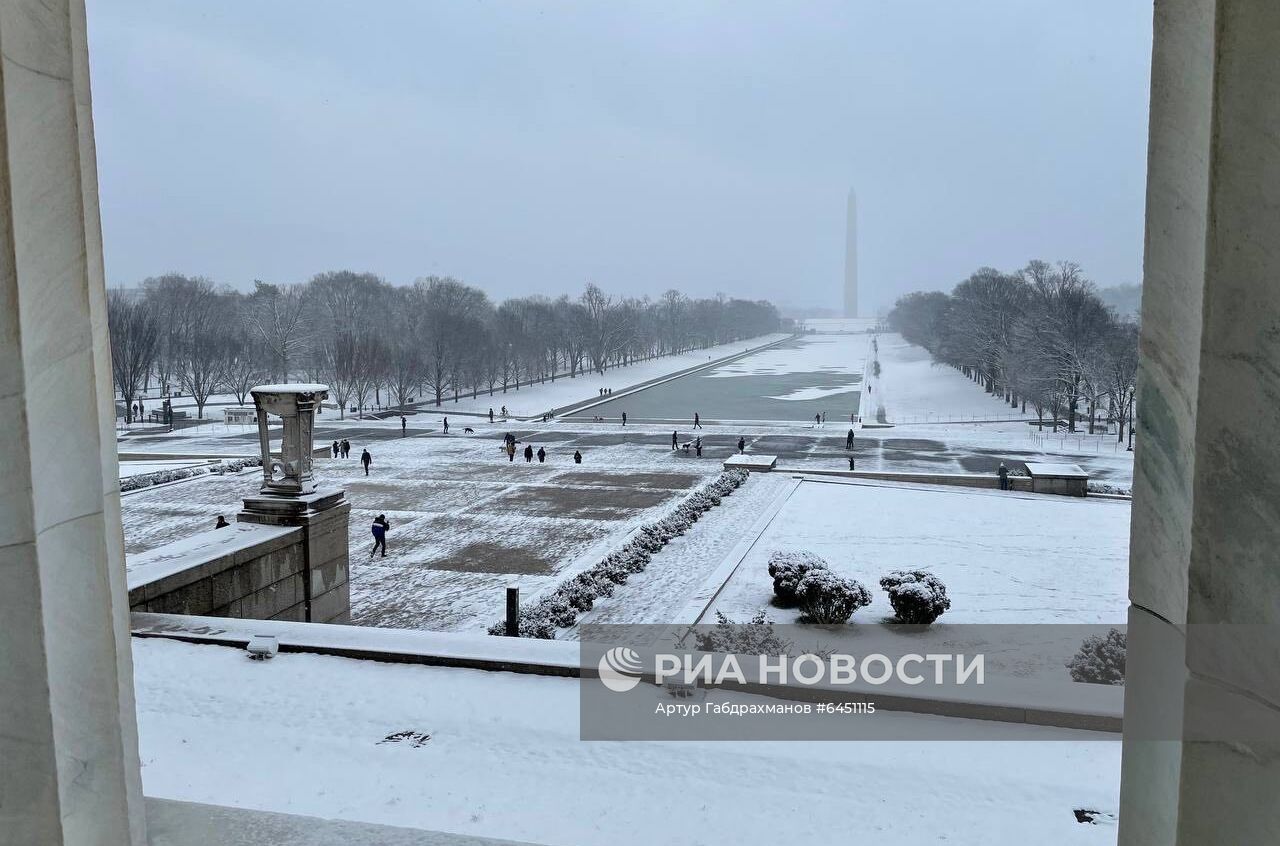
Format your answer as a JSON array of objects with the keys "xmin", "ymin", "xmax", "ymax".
[
  {"xmin": 571, "ymin": 473, "xmax": 794, "ymax": 627},
  {"xmin": 134, "ymin": 638, "xmax": 1122, "ymax": 846}
]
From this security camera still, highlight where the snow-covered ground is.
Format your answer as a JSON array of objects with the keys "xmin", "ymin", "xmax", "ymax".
[
  {"xmin": 707, "ymin": 479, "xmax": 1130, "ymax": 627},
  {"xmin": 133, "ymin": 637, "xmax": 1121, "ymax": 846},
  {"xmin": 870, "ymin": 333, "xmax": 1036, "ymax": 424}
]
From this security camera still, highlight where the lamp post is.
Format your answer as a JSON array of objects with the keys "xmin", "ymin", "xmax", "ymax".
[{"xmin": 1127, "ymin": 385, "xmax": 1136, "ymax": 451}]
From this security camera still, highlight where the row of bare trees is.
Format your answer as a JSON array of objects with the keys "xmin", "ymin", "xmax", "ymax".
[
  {"xmin": 108, "ymin": 272, "xmax": 779, "ymax": 421},
  {"xmin": 887, "ymin": 260, "xmax": 1140, "ymax": 439}
]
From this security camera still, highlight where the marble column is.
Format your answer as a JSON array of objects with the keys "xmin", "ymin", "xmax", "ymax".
[
  {"xmin": 0, "ymin": 0, "xmax": 146, "ymax": 843},
  {"xmin": 1119, "ymin": 1, "xmax": 1280, "ymax": 843}
]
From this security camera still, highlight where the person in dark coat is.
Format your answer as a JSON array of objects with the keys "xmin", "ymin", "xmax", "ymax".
[
  {"xmin": 341, "ymin": 439, "xmax": 350, "ymax": 458},
  {"xmin": 621, "ymin": 412, "xmax": 627, "ymax": 426},
  {"xmin": 998, "ymin": 462, "xmax": 1010, "ymax": 491},
  {"xmin": 524, "ymin": 444, "xmax": 534, "ymax": 463},
  {"xmin": 573, "ymin": 450, "xmax": 582, "ymax": 464},
  {"xmin": 400, "ymin": 416, "xmax": 407, "ymax": 436},
  {"xmin": 489, "ymin": 408, "xmax": 495, "ymax": 423},
  {"xmin": 215, "ymin": 515, "xmax": 230, "ymax": 529},
  {"xmin": 370, "ymin": 514, "xmax": 390, "ymax": 558},
  {"xmin": 443, "ymin": 417, "xmax": 449, "ymax": 434},
  {"xmin": 695, "ymin": 437, "xmax": 702, "ymax": 458},
  {"xmin": 537, "ymin": 446, "xmax": 546, "ymax": 463},
  {"xmin": 360, "ymin": 448, "xmax": 372, "ymax": 475},
  {"xmin": 694, "ymin": 412, "xmax": 702, "ymax": 429},
  {"xmin": 332, "ymin": 440, "xmax": 340, "ymax": 458},
  {"xmin": 845, "ymin": 428, "xmax": 855, "ymax": 450},
  {"xmin": 848, "ymin": 456, "xmax": 856, "ymax": 471},
  {"xmin": 737, "ymin": 437, "xmax": 746, "ymax": 454},
  {"xmin": 672, "ymin": 431, "xmax": 679, "ymax": 450},
  {"xmin": 506, "ymin": 441, "xmax": 516, "ymax": 462}
]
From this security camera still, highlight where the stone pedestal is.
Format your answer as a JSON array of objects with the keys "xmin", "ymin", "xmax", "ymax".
[{"xmin": 238, "ymin": 490, "xmax": 352, "ymax": 624}]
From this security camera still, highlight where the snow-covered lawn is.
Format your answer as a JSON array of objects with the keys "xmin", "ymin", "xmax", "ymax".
[
  {"xmin": 707, "ymin": 479, "xmax": 1130, "ymax": 627},
  {"xmin": 870, "ymin": 333, "xmax": 1031, "ymax": 423},
  {"xmin": 133, "ymin": 637, "xmax": 1121, "ymax": 846}
]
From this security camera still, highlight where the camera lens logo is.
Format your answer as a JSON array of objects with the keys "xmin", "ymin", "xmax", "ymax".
[{"xmin": 597, "ymin": 647, "xmax": 644, "ymax": 692}]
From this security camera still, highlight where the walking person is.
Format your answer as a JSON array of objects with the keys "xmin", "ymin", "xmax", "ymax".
[
  {"xmin": 845, "ymin": 428, "xmax": 855, "ymax": 450},
  {"xmin": 737, "ymin": 436, "xmax": 746, "ymax": 454},
  {"xmin": 814, "ymin": 413, "xmax": 821, "ymax": 427},
  {"xmin": 443, "ymin": 417, "xmax": 449, "ymax": 434},
  {"xmin": 672, "ymin": 430, "xmax": 679, "ymax": 450},
  {"xmin": 848, "ymin": 455, "xmax": 856, "ymax": 471},
  {"xmin": 695, "ymin": 437, "xmax": 702, "ymax": 458},
  {"xmin": 998, "ymin": 462, "xmax": 1010, "ymax": 491},
  {"xmin": 360, "ymin": 448, "xmax": 372, "ymax": 476},
  {"xmin": 524, "ymin": 444, "xmax": 534, "ymax": 463},
  {"xmin": 332, "ymin": 440, "xmax": 340, "ymax": 458},
  {"xmin": 621, "ymin": 412, "xmax": 627, "ymax": 426},
  {"xmin": 822, "ymin": 411, "xmax": 827, "ymax": 425},
  {"xmin": 537, "ymin": 446, "xmax": 546, "ymax": 463},
  {"xmin": 342, "ymin": 439, "xmax": 351, "ymax": 458},
  {"xmin": 694, "ymin": 412, "xmax": 702, "ymax": 429},
  {"xmin": 489, "ymin": 408, "xmax": 495, "ymax": 423},
  {"xmin": 573, "ymin": 449, "xmax": 582, "ymax": 464},
  {"xmin": 506, "ymin": 441, "xmax": 516, "ymax": 462},
  {"xmin": 370, "ymin": 514, "xmax": 390, "ymax": 558},
  {"xmin": 400, "ymin": 416, "xmax": 407, "ymax": 437}
]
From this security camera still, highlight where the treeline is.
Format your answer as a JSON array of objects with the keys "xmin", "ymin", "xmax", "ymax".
[
  {"xmin": 108, "ymin": 272, "xmax": 779, "ymax": 421},
  {"xmin": 887, "ymin": 260, "xmax": 1139, "ymax": 438}
]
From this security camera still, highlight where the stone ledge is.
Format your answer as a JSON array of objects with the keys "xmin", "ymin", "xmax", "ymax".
[{"xmin": 130, "ymin": 613, "xmax": 1121, "ymax": 732}]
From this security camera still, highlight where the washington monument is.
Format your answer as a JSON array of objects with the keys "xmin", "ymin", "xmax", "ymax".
[{"xmin": 844, "ymin": 188, "xmax": 858, "ymax": 318}]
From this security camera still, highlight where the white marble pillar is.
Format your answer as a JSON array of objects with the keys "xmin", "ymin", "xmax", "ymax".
[
  {"xmin": 0, "ymin": 0, "xmax": 146, "ymax": 843},
  {"xmin": 1119, "ymin": 1, "xmax": 1280, "ymax": 843}
]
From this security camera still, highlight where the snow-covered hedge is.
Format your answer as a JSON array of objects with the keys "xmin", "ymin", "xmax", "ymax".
[
  {"xmin": 879, "ymin": 570, "xmax": 951, "ymax": 625},
  {"xmin": 488, "ymin": 469, "xmax": 750, "ymax": 638},
  {"xmin": 767, "ymin": 550, "xmax": 829, "ymax": 606},
  {"xmin": 120, "ymin": 457, "xmax": 262, "ymax": 493},
  {"xmin": 795, "ymin": 570, "xmax": 872, "ymax": 624},
  {"xmin": 1066, "ymin": 628, "xmax": 1126, "ymax": 685},
  {"xmin": 1087, "ymin": 482, "xmax": 1132, "ymax": 496}
]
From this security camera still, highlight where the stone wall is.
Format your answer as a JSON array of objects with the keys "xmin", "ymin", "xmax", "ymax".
[{"xmin": 127, "ymin": 514, "xmax": 350, "ymax": 624}]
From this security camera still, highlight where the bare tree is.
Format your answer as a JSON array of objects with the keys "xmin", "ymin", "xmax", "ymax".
[
  {"xmin": 244, "ymin": 281, "xmax": 309, "ymax": 382},
  {"xmin": 107, "ymin": 289, "xmax": 161, "ymax": 424}
]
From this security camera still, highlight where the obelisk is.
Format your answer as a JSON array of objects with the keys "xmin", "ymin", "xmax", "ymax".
[{"xmin": 844, "ymin": 188, "xmax": 858, "ymax": 318}]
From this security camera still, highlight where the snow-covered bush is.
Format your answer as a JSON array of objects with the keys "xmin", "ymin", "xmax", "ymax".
[
  {"xmin": 554, "ymin": 581, "xmax": 596, "ymax": 612},
  {"xmin": 120, "ymin": 466, "xmax": 208, "ymax": 492},
  {"xmin": 486, "ymin": 607, "xmax": 557, "ymax": 639},
  {"xmin": 572, "ymin": 571, "xmax": 615, "ymax": 599},
  {"xmin": 1087, "ymin": 482, "xmax": 1132, "ymax": 496},
  {"xmin": 1066, "ymin": 628, "xmax": 1126, "ymax": 685},
  {"xmin": 693, "ymin": 611, "xmax": 792, "ymax": 656},
  {"xmin": 768, "ymin": 550, "xmax": 830, "ymax": 606},
  {"xmin": 795, "ymin": 570, "xmax": 872, "ymax": 624},
  {"xmin": 879, "ymin": 570, "xmax": 952, "ymax": 624},
  {"xmin": 540, "ymin": 596, "xmax": 578, "ymax": 628}
]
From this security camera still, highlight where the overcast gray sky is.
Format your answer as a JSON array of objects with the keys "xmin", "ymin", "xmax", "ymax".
[{"xmin": 87, "ymin": 1, "xmax": 1153, "ymax": 314}]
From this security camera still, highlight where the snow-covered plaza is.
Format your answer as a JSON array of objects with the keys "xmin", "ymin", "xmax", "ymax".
[
  {"xmin": 134, "ymin": 637, "xmax": 1122, "ymax": 846},
  {"xmin": 119, "ymin": 332, "xmax": 1134, "ymax": 634}
]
